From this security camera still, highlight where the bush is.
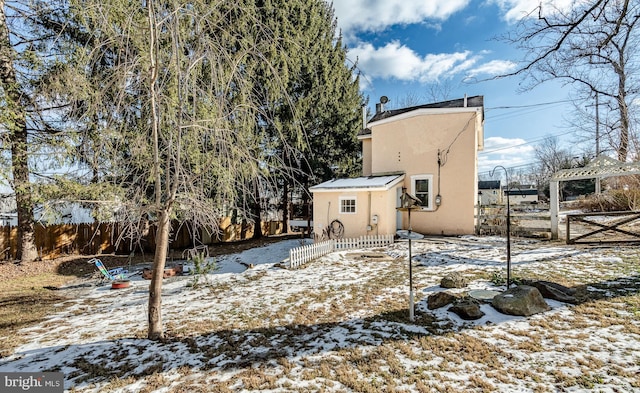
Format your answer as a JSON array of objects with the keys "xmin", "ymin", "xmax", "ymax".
[
  {"xmin": 188, "ymin": 252, "xmax": 216, "ymax": 288},
  {"xmin": 575, "ymin": 189, "xmax": 640, "ymax": 212}
]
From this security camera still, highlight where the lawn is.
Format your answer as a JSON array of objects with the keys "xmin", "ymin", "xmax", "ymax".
[{"xmin": 0, "ymin": 236, "xmax": 639, "ymax": 392}]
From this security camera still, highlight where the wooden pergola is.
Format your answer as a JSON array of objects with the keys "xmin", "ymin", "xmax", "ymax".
[{"xmin": 550, "ymin": 156, "xmax": 640, "ymax": 240}]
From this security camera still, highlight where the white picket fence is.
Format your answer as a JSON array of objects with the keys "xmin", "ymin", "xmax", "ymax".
[{"xmin": 289, "ymin": 234, "xmax": 394, "ymax": 269}]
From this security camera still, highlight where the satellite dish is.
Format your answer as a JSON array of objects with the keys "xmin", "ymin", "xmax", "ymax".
[{"xmin": 380, "ymin": 96, "xmax": 389, "ymax": 104}]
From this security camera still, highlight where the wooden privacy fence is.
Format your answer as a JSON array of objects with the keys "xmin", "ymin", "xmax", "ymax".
[
  {"xmin": 476, "ymin": 205, "xmax": 551, "ymax": 238},
  {"xmin": 289, "ymin": 234, "xmax": 395, "ymax": 269},
  {"xmin": 0, "ymin": 219, "xmax": 284, "ymax": 260}
]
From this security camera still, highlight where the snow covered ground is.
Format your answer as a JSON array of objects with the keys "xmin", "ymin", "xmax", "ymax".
[{"xmin": 1, "ymin": 236, "xmax": 639, "ymax": 392}]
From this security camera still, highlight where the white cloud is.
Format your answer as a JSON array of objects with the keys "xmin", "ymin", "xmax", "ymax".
[
  {"xmin": 488, "ymin": 0, "xmax": 583, "ymax": 23},
  {"xmin": 349, "ymin": 42, "xmax": 516, "ymax": 85},
  {"xmin": 479, "ymin": 136, "xmax": 536, "ymax": 174},
  {"xmin": 331, "ymin": 0, "xmax": 471, "ymax": 35},
  {"xmin": 350, "ymin": 41, "xmax": 477, "ymax": 83},
  {"xmin": 484, "ymin": 136, "xmax": 534, "ymax": 154},
  {"xmin": 466, "ymin": 59, "xmax": 517, "ymax": 78}
]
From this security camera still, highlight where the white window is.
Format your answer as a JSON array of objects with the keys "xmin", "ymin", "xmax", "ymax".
[
  {"xmin": 339, "ymin": 197, "xmax": 357, "ymax": 214},
  {"xmin": 411, "ymin": 174, "xmax": 433, "ymax": 210}
]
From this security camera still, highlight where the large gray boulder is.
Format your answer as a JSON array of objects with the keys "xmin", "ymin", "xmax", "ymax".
[{"xmin": 492, "ymin": 285, "xmax": 550, "ymax": 317}]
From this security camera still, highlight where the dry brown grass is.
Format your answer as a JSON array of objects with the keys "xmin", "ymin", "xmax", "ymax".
[
  {"xmin": 3, "ymin": 239, "xmax": 640, "ymax": 392},
  {"xmin": 0, "ymin": 273, "xmax": 71, "ymax": 356}
]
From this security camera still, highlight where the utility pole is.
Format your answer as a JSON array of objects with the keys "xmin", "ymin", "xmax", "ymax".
[
  {"xmin": 587, "ymin": 92, "xmax": 603, "ymax": 194},
  {"xmin": 586, "ymin": 92, "xmax": 603, "ymax": 157},
  {"xmin": 595, "ymin": 92, "xmax": 600, "ymax": 157}
]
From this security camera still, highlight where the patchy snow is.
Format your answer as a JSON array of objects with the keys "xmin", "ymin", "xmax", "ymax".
[{"xmin": 1, "ymin": 236, "xmax": 640, "ymax": 392}]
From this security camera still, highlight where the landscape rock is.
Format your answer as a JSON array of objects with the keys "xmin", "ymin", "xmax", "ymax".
[
  {"xmin": 492, "ymin": 285, "xmax": 550, "ymax": 316},
  {"xmin": 427, "ymin": 291, "xmax": 458, "ymax": 309},
  {"xmin": 440, "ymin": 272, "xmax": 468, "ymax": 289},
  {"xmin": 448, "ymin": 297, "xmax": 484, "ymax": 320},
  {"xmin": 527, "ymin": 280, "xmax": 579, "ymax": 304}
]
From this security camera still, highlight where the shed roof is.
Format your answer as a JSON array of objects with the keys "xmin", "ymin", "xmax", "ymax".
[{"xmin": 310, "ymin": 174, "xmax": 405, "ymax": 193}]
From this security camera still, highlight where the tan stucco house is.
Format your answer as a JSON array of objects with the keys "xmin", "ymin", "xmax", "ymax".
[{"xmin": 310, "ymin": 95, "xmax": 485, "ymax": 238}]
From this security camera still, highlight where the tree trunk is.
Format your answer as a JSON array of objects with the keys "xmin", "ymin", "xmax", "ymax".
[
  {"xmin": 252, "ymin": 181, "xmax": 262, "ymax": 240},
  {"xmin": 252, "ymin": 205, "xmax": 262, "ymax": 239},
  {"xmin": 617, "ymin": 70, "xmax": 629, "ymax": 162},
  {"xmin": 146, "ymin": 0, "xmax": 166, "ymax": 340},
  {"xmin": 148, "ymin": 209, "xmax": 169, "ymax": 340},
  {"xmin": 282, "ymin": 180, "xmax": 289, "ymax": 233},
  {"xmin": 0, "ymin": 1, "xmax": 37, "ymax": 262},
  {"xmin": 11, "ymin": 125, "xmax": 37, "ymax": 262}
]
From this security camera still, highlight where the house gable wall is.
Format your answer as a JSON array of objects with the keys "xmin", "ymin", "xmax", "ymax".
[{"xmin": 371, "ymin": 110, "xmax": 481, "ymax": 235}]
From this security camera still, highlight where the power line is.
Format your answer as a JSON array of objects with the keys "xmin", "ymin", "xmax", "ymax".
[
  {"xmin": 480, "ymin": 130, "xmax": 576, "ymax": 154},
  {"xmin": 478, "ymin": 162, "xmax": 537, "ymax": 176},
  {"xmin": 486, "ymin": 102, "xmax": 569, "ymax": 123},
  {"xmin": 485, "ymin": 99, "xmax": 573, "ymax": 111}
]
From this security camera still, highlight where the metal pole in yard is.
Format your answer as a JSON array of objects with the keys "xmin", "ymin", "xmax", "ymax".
[
  {"xmin": 491, "ymin": 165, "xmax": 512, "ymax": 290},
  {"xmin": 408, "ymin": 207, "xmax": 414, "ymax": 322},
  {"xmin": 506, "ymin": 187, "xmax": 511, "ymax": 289}
]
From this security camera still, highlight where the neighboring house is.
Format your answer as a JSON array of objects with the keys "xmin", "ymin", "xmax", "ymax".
[
  {"xmin": 0, "ymin": 194, "xmax": 98, "ymax": 226},
  {"xmin": 478, "ymin": 180, "xmax": 502, "ymax": 205},
  {"xmin": 310, "ymin": 95, "xmax": 484, "ymax": 238},
  {"xmin": 504, "ymin": 185, "xmax": 539, "ymax": 205}
]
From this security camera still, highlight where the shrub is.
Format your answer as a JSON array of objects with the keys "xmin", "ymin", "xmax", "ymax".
[
  {"xmin": 575, "ymin": 189, "xmax": 640, "ymax": 212},
  {"xmin": 188, "ymin": 252, "xmax": 216, "ymax": 288}
]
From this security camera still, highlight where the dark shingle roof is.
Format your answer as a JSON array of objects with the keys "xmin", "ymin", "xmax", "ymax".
[
  {"xmin": 505, "ymin": 189, "xmax": 538, "ymax": 196},
  {"xmin": 478, "ymin": 180, "xmax": 500, "ymax": 190},
  {"xmin": 368, "ymin": 95, "xmax": 483, "ymax": 123}
]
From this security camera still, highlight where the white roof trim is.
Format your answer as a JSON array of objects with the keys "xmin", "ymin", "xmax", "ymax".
[
  {"xmin": 310, "ymin": 174, "xmax": 405, "ymax": 193},
  {"xmin": 368, "ymin": 107, "xmax": 482, "ymax": 128}
]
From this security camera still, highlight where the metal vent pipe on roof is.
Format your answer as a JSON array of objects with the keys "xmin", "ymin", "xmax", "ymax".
[
  {"xmin": 376, "ymin": 96, "xmax": 389, "ymax": 114},
  {"xmin": 362, "ymin": 106, "xmax": 367, "ymax": 129}
]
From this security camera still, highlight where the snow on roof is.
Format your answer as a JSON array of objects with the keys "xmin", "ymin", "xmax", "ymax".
[{"xmin": 309, "ymin": 174, "xmax": 404, "ymax": 192}]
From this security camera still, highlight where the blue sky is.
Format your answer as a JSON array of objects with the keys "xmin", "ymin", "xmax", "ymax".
[{"xmin": 329, "ymin": 0, "xmax": 581, "ymax": 176}]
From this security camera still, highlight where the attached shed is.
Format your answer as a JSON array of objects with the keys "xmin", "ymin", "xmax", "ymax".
[{"xmin": 310, "ymin": 174, "xmax": 405, "ymax": 239}]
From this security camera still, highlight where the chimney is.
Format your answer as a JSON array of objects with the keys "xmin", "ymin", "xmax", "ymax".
[{"xmin": 464, "ymin": 94, "xmax": 468, "ymax": 107}]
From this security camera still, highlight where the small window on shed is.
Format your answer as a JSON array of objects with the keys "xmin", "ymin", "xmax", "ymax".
[{"xmin": 340, "ymin": 197, "xmax": 356, "ymax": 214}]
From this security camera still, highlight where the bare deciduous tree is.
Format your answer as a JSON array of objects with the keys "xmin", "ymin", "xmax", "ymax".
[
  {"xmin": 500, "ymin": 0, "xmax": 640, "ymax": 162},
  {"xmin": 71, "ymin": 0, "xmax": 304, "ymax": 339}
]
